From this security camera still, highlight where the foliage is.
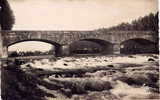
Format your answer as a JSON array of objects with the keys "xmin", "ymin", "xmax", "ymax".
[
  {"xmin": 0, "ymin": 0, "xmax": 15, "ymax": 30},
  {"xmin": 98, "ymin": 12, "xmax": 159, "ymax": 32},
  {"xmin": 8, "ymin": 50, "xmax": 54, "ymax": 57}
]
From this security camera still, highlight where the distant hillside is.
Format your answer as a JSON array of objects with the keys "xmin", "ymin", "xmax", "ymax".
[{"xmin": 97, "ymin": 12, "xmax": 158, "ymax": 33}]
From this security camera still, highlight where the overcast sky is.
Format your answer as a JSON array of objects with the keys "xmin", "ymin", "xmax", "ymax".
[{"xmin": 8, "ymin": 0, "xmax": 158, "ymax": 30}]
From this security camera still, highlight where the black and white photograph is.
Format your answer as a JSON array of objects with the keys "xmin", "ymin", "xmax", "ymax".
[{"xmin": 0, "ymin": 0, "xmax": 159, "ymax": 100}]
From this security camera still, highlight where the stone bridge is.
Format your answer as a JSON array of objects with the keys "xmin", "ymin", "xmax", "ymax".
[{"xmin": 0, "ymin": 30, "xmax": 158, "ymax": 58}]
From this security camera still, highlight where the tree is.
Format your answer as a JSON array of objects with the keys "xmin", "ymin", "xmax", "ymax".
[
  {"xmin": 97, "ymin": 12, "xmax": 159, "ymax": 32},
  {"xmin": 0, "ymin": 0, "xmax": 15, "ymax": 30}
]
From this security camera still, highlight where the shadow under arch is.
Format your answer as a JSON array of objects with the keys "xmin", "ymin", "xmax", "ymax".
[
  {"xmin": 7, "ymin": 39, "xmax": 62, "ymax": 57},
  {"xmin": 120, "ymin": 38, "xmax": 158, "ymax": 54},
  {"xmin": 69, "ymin": 38, "xmax": 113, "ymax": 55}
]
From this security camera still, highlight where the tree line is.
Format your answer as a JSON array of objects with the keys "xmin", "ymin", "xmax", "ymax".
[
  {"xmin": 98, "ymin": 12, "xmax": 159, "ymax": 32},
  {"xmin": 8, "ymin": 50, "xmax": 55, "ymax": 57}
]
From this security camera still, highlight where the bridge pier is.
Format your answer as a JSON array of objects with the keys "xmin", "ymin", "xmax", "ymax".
[
  {"xmin": 61, "ymin": 45, "xmax": 70, "ymax": 56},
  {"xmin": 0, "ymin": 32, "xmax": 8, "ymax": 58},
  {"xmin": 55, "ymin": 46, "xmax": 62, "ymax": 57},
  {"xmin": 56, "ymin": 45, "xmax": 70, "ymax": 56},
  {"xmin": 0, "ymin": 32, "xmax": 3, "ymax": 57},
  {"xmin": 1, "ymin": 46, "xmax": 8, "ymax": 58},
  {"xmin": 113, "ymin": 43, "xmax": 121, "ymax": 54},
  {"xmin": 101, "ymin": 45, "xmax": 113, "ymax": 54},
  {"xmin": 55, "ymin": 45, "xmax": 70, "ymax": 57}
]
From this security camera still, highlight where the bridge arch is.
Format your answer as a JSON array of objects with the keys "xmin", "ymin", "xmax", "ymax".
[
  {"xmin": 120, "ymin": 38, "xmax": 158, "ymax": 54},
  {"xmin": 7, "ymin": 39, "xmax": 62, "ymax": 57},
  {"xmin": 69, "ymin": 38, "xmax": 114, "ymax": 55}
]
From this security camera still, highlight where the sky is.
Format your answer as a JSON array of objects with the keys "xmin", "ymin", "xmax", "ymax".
[
  {"xmin": 7, "ymin": 0, "xmax": 158, "ymax": 52},
  {"xmin": 8, "ymin": 0, "xmax": 158, "ymax": 30}
]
